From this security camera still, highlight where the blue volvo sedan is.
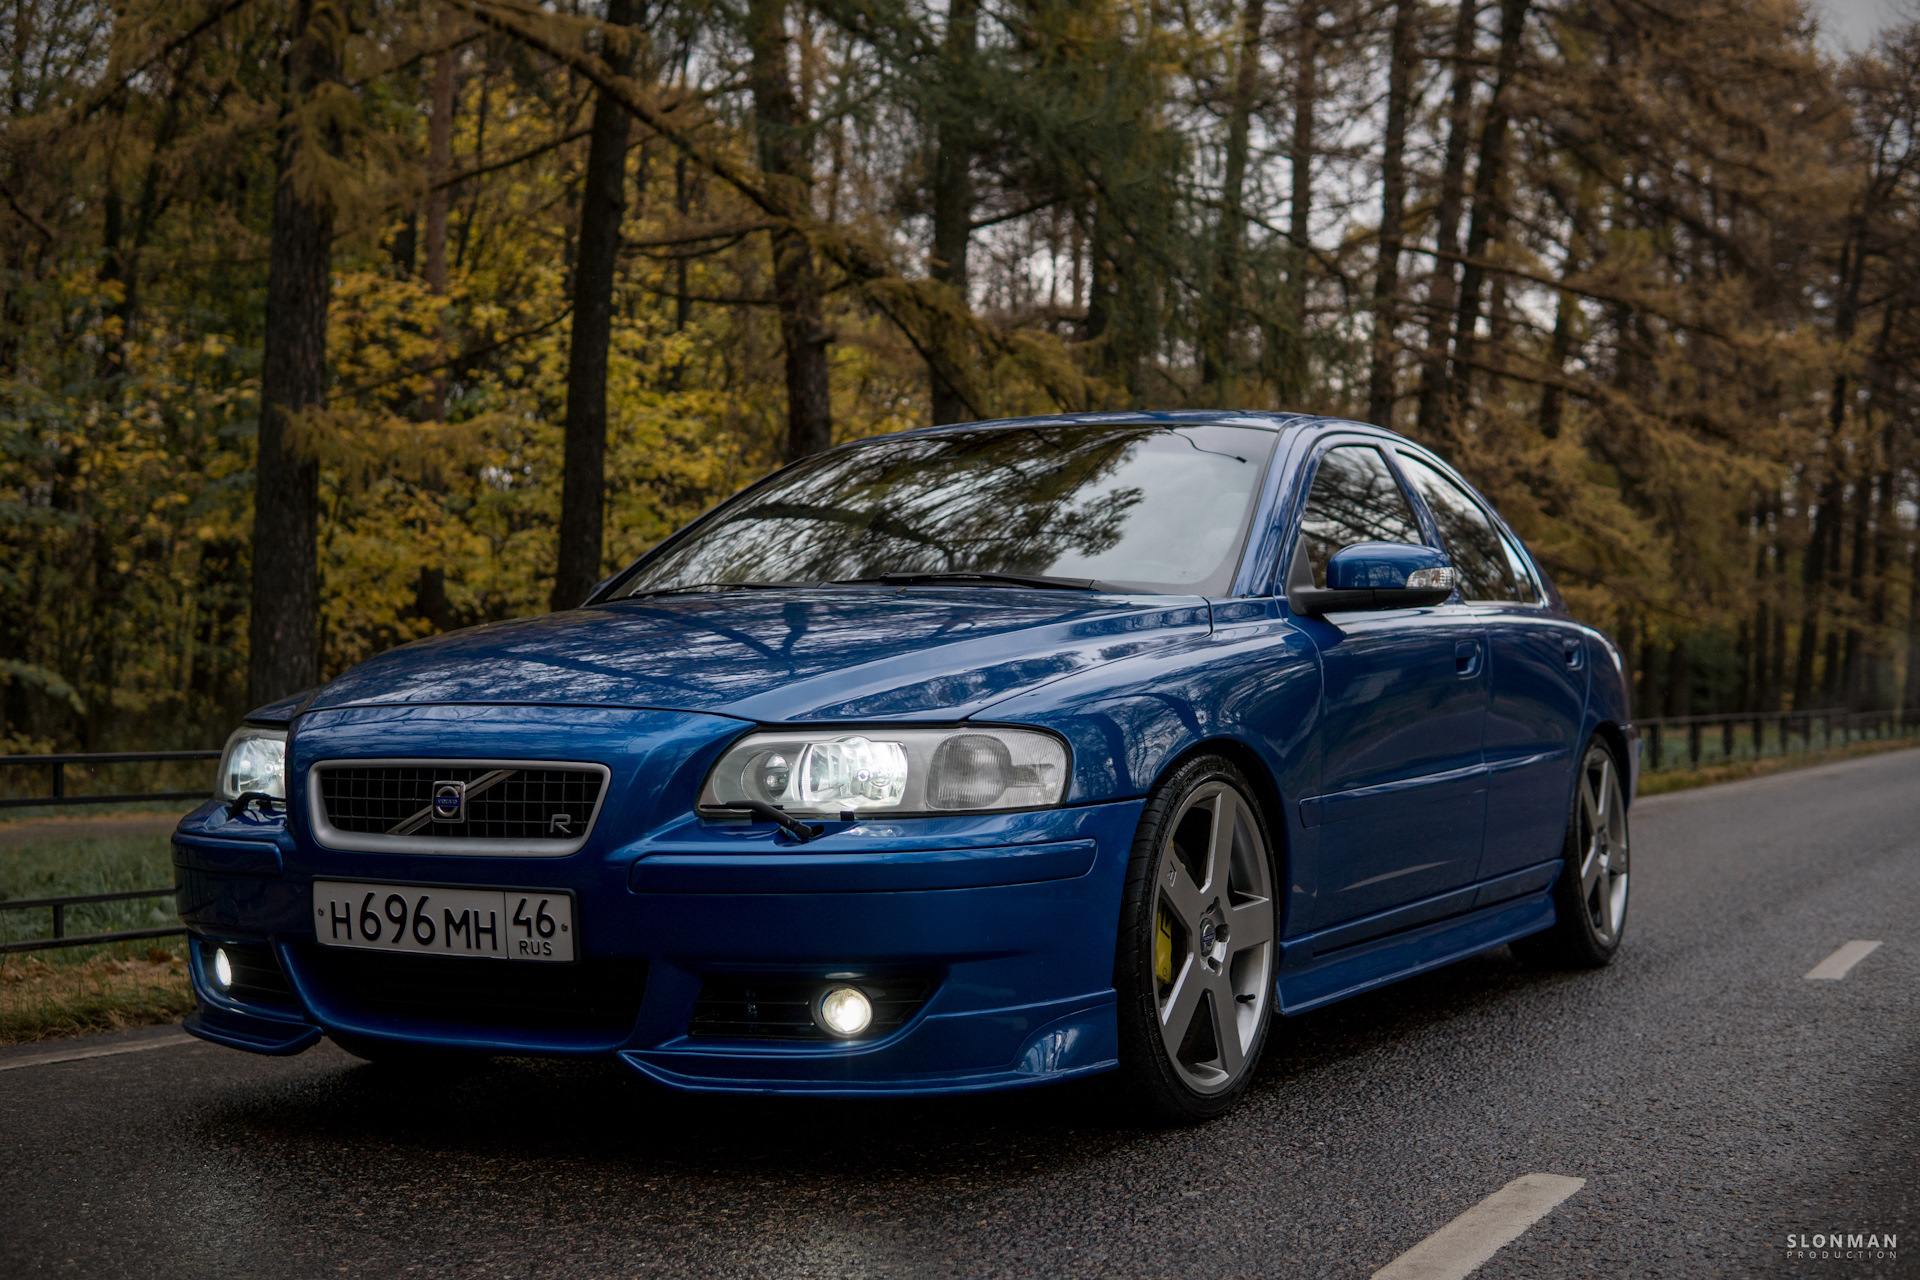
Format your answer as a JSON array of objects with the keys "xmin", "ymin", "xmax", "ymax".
[{"xmin": 176, "ymin": 410, "xmax": 1634, "ymax": 1121}]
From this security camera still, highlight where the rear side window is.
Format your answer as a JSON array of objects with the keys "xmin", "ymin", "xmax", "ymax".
[
  {"xmin": 1295, "ymin": 445, "xmax": 1425, "ymax": 588},
  {"xmin": 1396, "ymin": 453, "xmax": 1539, "ymax": 603}
]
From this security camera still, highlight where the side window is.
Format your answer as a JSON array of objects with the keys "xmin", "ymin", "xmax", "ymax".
[
  {"xmin": 1498, "ymin": 531, "xmax": 1543, "ymax": 603},
  {"xmin": 1396, "ymin": 453, "xmax": 1535, "ymax": 603},
  {"xmin": 1295, "ymin": 445, "xmax": 1425, "ymax": 588}
]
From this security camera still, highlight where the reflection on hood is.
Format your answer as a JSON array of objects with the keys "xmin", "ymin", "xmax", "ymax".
[{"xmin": 310, "ymin": 590, "xmax": 1211, "ymax": 723}]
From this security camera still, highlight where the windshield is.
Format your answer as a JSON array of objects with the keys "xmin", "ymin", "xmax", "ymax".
[{"xmin": 614, "ymin": 423, "xmax": 1278, "ymax": 597}]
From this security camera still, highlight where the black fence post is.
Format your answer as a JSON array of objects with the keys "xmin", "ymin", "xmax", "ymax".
[
  {"xmin": 1648, "ymin": 723, "xmax": 1663, "ymax": 771},
  {"xmin": 1722, "ymin": 718, "xmax": 1734, "ymax": 762},
  {"xmin": 51, "ymin": 902, "xmax": 64, "ymax": 940},
  {"xmin": 1689, "ymin": 721, "xmax": 1702, "ymax": 768}
]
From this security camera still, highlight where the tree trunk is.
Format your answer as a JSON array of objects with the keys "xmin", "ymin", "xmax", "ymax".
[
  {"xmin": 1769, "ymin": 605, "xmax": 1787, "ymax": 711},
  {"xmin": 424, "ymin": 21, "xmax": 455, "ymax": 418},
  {"xmin": 1906, "ymin": 536, "xmax": 1920, "ymax": 716},
  {"xmin": 747, "ymin": 0, "xmax": 832, "ymax": 461},
  {"xmin": 928, "ymin": 0, "xmax": 978, "ymax": 424},
  {"xmin": 1636, "ymin": 634, "xmax": 1657, "ymax": 715},
  {"xmin": 673, "ymin": 153, "xmax": 691, "ymax": 331},
  {"xmin": 1204, "ymin": 0, "xmax": 1266, "ymax": 400},
  {"xmin": 1665, "ymin": 637, "xmax": 1688, "ymax": 718},
  {"xmin": 425, "ymin": 37, "xmax": 454, "ymax": 296},
  {"xmin": 1080, "ymin": 206, "xmax": 1111, "ymax": 346},
  {"xmin": 1287, "ymin": 1, "xmax": 1320, "ymax": 309},
  {"xmin": 1536, "ymin": 287, "xmax": 1572, "ymax": 436},
  {"xmin": 1365, "ymin": 0, "xmax": 1417, "ymax": 427},
  {"xmin": 248, "ymin": 0, "xmax": 340, "ymax": 706},
  {"xmin": 1794, "ymin": 466, "xmax": 1842, "ymax": 709},
  {"xmin": 1446, "ymin": 0, "xmax": 1531, "ymax": 417},
  {"xmin": 551, "ymin": 0, "xmax": 639, "ymax": 613},
  {"xmin": 1413, "ymin": 0, "xmax": 1480, "ymax": 442},
  {"xmin": 1735, "ymin": 617, "xmax": 1751, "ymax": 712}
]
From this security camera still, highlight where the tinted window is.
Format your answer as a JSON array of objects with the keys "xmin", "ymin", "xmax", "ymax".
[
  {"xmin": 616, "ymin": 423, "xmax": 1276, "ymax": 596},
  {"xmin": 1294, "ymin": 445, "xmax": 1425, "ymax": 588},
  {"xmin": 1396, "ymin": 453, "xmax": 1537, "ymax": 603}
]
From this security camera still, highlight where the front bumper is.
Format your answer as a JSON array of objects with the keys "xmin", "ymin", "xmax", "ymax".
[{"xmin": 176, "ymin": 796, "xmax": 1141, "ymax": 1097}]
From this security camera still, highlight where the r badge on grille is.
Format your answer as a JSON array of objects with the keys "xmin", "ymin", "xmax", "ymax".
[{"xmin": 431, "ymin": 780, "xmax": 466, "ymax": 822}]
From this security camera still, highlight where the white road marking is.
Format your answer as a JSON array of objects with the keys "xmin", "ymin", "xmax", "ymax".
[
  {"xmin": 1372, "ymin": 1173, "xmax": 1586, "ymax": 1280},
  {"xmin": 1804, "ymin": 940, "xmax": 1882, "ymax": 981},
  {"xmin": 0, "ymin": 1031, "xmax": 193, "ymax": 1073}
]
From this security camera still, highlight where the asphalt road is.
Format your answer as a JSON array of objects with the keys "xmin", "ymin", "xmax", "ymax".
[{"xmin": 4, "ymin": 750, "xmax": 1916, "ymax": 1279}]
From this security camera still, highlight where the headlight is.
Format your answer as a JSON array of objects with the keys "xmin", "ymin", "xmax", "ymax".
[
  {"xmin": 215, "ymin": 726, "xmax": 287, "ymax": 802},
  {"xmin": 699, "ymin": 727, "xmax": 1069, "ymax": 816}
]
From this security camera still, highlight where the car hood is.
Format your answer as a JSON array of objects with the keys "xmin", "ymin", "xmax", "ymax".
[{"xmin": 308, "ymin": 589, "xmax": 1212, "ymax": 723}]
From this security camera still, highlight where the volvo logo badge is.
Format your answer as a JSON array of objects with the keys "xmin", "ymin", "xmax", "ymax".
[{"xmin": 431, "ymin": 781, "xmax": 466, "ymax": 823}]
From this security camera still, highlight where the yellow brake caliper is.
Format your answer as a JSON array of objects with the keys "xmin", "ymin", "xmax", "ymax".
[{"xmin": 1154, "ymin": 901, "xmax": 1174, "ymax": 987}]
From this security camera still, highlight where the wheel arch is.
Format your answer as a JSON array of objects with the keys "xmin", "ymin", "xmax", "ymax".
[
  {"xmin": 1590, "ymin": 720, "xmax": 1632, "ymax": 804},
  {"xmin": 1143, "ymin": 734, "xmax": 1293, "ymax": 880}
]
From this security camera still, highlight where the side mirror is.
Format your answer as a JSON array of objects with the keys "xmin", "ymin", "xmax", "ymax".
[{"xmin": 1289, "ymin": 542, "xmax": 1456, "ymax": 616}]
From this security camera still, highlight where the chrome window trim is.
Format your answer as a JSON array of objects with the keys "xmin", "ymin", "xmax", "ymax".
[
  {"xmin": 306, "ymin": 758, "xmax": 612, "ymax": 857},
  {"xmin": 1392, "ymin": 444, "xmax": 1549, "ymax": 608}
]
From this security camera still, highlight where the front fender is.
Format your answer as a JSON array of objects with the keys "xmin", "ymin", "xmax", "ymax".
[{"xmin": 975, "ymin": 598, "xmax": 1322, "ymax": 931}]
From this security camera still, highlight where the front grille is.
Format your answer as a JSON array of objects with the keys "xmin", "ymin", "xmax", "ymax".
[
  {"xmin": 198, "ymin": 938, "xmax": 297, "ymax": 1007},
  {"xmin": 291, "ymin": 945, "xmax": 647, "ymax": 1033},
  {"xmin": 688, "ymin": 976, "xmax": 931, "ymax": 1041},
  {"xmin": 317, "ymin": 764, "xmax": 604, "ymax": 841}
]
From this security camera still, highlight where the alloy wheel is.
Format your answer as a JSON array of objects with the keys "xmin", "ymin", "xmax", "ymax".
[
  {"xmin": 1149, "ymin": 781, "xmax": 1275, "ymax": 1094},
  {"xmin": 1575, "ymin": 745, "xmax": 1629, "ymax": 944}
]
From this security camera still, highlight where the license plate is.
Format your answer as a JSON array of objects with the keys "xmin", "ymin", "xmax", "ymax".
[{"xmin": 312, "ymin": 880, "xmax": 576, "ymax": 963}]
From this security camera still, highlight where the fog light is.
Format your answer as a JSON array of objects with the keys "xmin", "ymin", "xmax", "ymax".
[
  {"xmin": 212, "ymin": 947, "xmax": 234, "ymax": 990},
  {"xmin": 814, "ymin": 985, "xmax": 872, "ymax": 1038}
]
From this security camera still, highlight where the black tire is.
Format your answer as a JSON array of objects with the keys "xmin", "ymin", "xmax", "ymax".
[
  {"xmin": 1512, "ymin": 735, "xmax": 1631, "ymax": 969},
  {"xmin": 1112, "ymin": 754, "xmax": 1280, "ymax": 1124}
]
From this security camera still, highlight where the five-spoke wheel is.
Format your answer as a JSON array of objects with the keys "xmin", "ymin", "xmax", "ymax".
[
  {"xmin": 1575, "ymin": 743, "xmax": 1629, "ymax": 944},
  {"xmin": 1115, "ymin": 755, "xmax": 1278, "ymax": 1121},
  {"xmin": 1514, "ymin": 736, "xmax": 1630, "ymax": 968}
]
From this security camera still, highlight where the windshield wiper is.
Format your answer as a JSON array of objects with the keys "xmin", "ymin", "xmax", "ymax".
[
  {"xmin": 838, "ymin": 571, "xmax": 1107, "ymax": 591},
  {"xmin": 624, "ymin": 581, "xmax": 819, "ymax": 599}
]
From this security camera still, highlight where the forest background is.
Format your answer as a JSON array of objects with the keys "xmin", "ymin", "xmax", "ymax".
[{"xmin": 2, "ymin": 0, "xmax": 1919, "ymax": 754}]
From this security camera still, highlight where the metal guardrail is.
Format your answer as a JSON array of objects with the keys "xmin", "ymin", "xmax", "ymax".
[
  {"xmin": 0, "ymin": 886, "xmax": 184, "ymax": 954},
  {"xmin": 1638, "ymin": 708, "xmax": 1917, "ymax": 773},
  {"xmin": 0, "ymin": 749, "xmax": 212, "ymax": 951},
  {"xmin": 0, "ymin": 749, "xmax": 219, "ymax": 810}
]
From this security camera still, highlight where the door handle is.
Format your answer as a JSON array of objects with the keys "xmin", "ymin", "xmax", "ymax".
[
  {"xmin": 1455, "ymin": 639, "xmax": 1482, "ymax": 678},
  {"xmin": 1562, "ymin": 638, "xmax": 1585, "ymax": 670}
]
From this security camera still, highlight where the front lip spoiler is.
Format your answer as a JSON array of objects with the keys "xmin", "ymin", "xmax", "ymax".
[
  {"xmin": 183, "ymin": 1007, "xmax": 322, "ymax": 1056},
  {"xmin": 618, "ymin": 1053, "xmax": 1117, "ymax": 1098}
]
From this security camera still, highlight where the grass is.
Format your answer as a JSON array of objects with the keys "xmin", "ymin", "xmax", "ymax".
[
  {"xmin": 0, "ymin": 829, "xmax": 193, "ymax": 1046},
  {"xmin": 0, "ymin": 952, "xmax": 193, "ymax": 1045},
  {"xmin": 1637, "ymin": 734, "xmax": 1920, "ymax": 796}
]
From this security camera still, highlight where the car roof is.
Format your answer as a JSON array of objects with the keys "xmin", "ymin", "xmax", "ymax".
[{"xmin": 873, "ymin": 408, "xmax": 1354, "ymax": 441}]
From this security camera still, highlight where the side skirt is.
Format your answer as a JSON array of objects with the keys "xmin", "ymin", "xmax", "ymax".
[{"xmin": 1275, "ymin": 890, "xmax": 1556, "ymax": 1016}]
